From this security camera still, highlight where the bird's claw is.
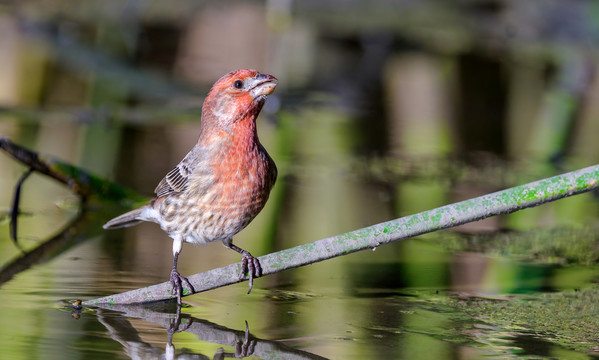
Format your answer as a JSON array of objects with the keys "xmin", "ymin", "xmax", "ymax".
[
  {"xmin": 167, "ymin": 306, "xmax": 192, "ymax": 335},
  {"xmin": 170, "ymin": 268, "xmax": 195, "ymax": 305},
  {"xmin": 240, "ymin": 251, "xmax": 262, "ymax": 294},
  {"xmin": 235, "ymin": 321, "xmax": 256, "ymax": 357}
]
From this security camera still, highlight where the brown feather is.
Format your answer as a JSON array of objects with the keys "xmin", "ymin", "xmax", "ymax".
[{"xmin": 154, "ymin": 145, "xmax": 204, "ymax": 197}]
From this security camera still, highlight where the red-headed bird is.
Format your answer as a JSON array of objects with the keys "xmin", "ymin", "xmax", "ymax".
[{"xmin": 103, "ymin": 69, "xmax": 278, "ymax": 305}]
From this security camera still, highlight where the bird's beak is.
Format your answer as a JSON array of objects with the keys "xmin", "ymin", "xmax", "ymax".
[{"xmin": 249, "ymin": 73, "xmax": 278, "ymax": 100}]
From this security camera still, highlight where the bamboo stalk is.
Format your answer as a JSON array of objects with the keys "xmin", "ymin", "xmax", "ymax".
[{"xmin": 84, "ymin": 164, "xmax": 599, "ymax": 305}]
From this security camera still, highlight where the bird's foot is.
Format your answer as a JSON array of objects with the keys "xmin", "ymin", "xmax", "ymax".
[
  {"xmin": 235, "ymin": 321, "xmax": 256, "ymax": 357},
  {"xmin": 240, "ymin": 251, "xmax": 262, "ymax": 294},
  {"xmin": 167, "ymin": 305, "xmax": 192, "ymax": 335},
  {"xmin": 213, "ymin": 321, "xmax": 256, "ymax": 359},
  {"xmin": 170, "ymin": 268, "xmax": 195, "ymax": 305}
]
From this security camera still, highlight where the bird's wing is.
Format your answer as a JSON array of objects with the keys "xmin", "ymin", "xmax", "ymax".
[{"xmin": 154, "ymin": 145, "xmax": 206, "ymax": 198}]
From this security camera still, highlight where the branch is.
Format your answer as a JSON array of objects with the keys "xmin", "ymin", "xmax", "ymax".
[
  {"xmin": 93, "ymin": 303, "xmax": 327, "ymax": 360},
  {"xmin": 0, "ymin": 136, "xmax": 146, "ymax": 203},
  {"xmin": 85, "ymin": 164, "xmax": 599, "ymax": 305}
]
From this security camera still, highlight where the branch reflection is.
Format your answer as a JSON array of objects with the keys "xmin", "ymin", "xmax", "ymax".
[{"xmin": 92, "ymin": 302, "xmax": 328, "ymax": 360}]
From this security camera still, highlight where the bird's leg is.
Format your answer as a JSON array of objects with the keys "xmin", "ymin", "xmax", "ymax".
[
  {"xmin": 166, "ymin": 305, "xmax": 192, "ymax": 358},
  {"xmin": 170, "ymin": 238, "xmax": 195, "ymax": 305},
  {"xmin": 223, "ymin": 238, "xmax": 262, "ymax": 294},
  {"xmin": 170, "ymin": 253, "xmax": 195, "ymax": 305}
]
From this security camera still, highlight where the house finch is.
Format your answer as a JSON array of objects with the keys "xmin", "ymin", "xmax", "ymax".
[{"xmin": 103, "ymin": 69, "xmax": 278, "ymax": 305}]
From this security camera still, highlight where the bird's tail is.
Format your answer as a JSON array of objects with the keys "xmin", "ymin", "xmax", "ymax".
[{"xmin": 103, "ymin": 207, "xmax": 145, "ymax": 229}]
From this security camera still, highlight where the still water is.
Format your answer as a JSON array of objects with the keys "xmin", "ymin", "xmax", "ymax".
[
  {"xmin": 4, "ymin": 235, "xmax": 599, "ymax": 360},
  {"xmin": 1, "ymin": 154, "xmax": 599, "ymax": 359}
]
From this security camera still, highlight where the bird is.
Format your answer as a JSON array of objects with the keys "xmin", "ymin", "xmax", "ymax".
[{"xmin": 103, "ymin": 69, "xmax": 278, "ymax": 305}]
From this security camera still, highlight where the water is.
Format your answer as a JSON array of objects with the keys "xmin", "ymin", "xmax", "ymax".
[
  {"xmin": 2, "ymin": 210, "xmax": 599, "ymax": 359},
  {"xmin": 2, "ymin": 109, "xmax": 599, "ymax": 359}
]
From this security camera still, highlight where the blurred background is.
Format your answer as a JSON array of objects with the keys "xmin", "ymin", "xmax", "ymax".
[{"xmin": 1, "ymin": 0, "xmax": 599, "ymax": 359}]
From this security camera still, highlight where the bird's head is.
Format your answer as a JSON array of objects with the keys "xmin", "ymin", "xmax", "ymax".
[{"xmin": 201, "ymin": 69, "xmax": 278, "ymax": 131}]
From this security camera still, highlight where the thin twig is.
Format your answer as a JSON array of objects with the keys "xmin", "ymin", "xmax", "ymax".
[
  {"xmin": 9, "ymin": 167, "xmax": 34, "ymax": 247},
  {"xmin": 85, "ymin": 164, "xmax": 599, "ymax": 305},
  {"xmin": 0, "ymin": 137, "xmax": 147, "ymax": 203}
]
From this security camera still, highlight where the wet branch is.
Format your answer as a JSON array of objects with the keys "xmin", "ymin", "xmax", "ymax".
[
  {"xmin": 0, "ymin": 136, "xmax": 147, "ymax": 202},
  {"xmin": 9, "ymin": 167, "xmax": 34, "ymax": 246},
  {"xmin": 93, "ymin": 303, "xmax": 328, "ymax": 360},
  {"xmin": 1, "ymin": 137, "xmax": 147, "ymax": 261},
  {"xmin": 85, "ymin": 164, "xmax": 599, "ymax": 305}
]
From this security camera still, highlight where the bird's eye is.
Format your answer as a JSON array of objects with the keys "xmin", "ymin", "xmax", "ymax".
[{"xmin": 233, "ymin": 80, "xmax": 244, "ymax": 89}]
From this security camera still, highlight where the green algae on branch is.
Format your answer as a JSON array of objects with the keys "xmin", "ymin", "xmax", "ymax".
[{"xmin": 85, "ymin": 164, "xmax": 599, "ymax": 305}]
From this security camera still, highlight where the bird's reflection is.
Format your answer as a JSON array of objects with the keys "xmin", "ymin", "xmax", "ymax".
[{"xmin": 90, "ymin": 302, "xmax": 327, "ymax": 360}]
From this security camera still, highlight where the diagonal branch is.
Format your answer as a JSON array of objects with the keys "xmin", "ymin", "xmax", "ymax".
[
  {"xmin": 0, "ymin": 136, "xmax": 147, "ymax": 202},
  {"xmin": 84, "ymin": 164, "xmax": 599, "ymax": 305}
]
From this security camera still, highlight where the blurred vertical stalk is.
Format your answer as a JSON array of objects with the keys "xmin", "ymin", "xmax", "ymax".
[
  {"xmin": 569, "ymin": 57, "xmax": 599, "ymax": 165},
  {"xmin": 385, "ymin": 53, "xmax": 452, "ymax": 157},
  {"xmin": 0, "ymin": 16, "xmax": 46, "ymax": 154},
  {"xmin": 508, "ymin": 51, "xmax": 597, "ymax": 230},
  {"xmin": 0, "ymin": 15, "xmax": 29, "ymax": 211},
  {"xmin": 529, "ymin": 51, "xmax": 595, "ymax": 163},
  {"xmin": 384, "ymin": 53, "xmax": 453, "ymax": 288},
  {"xmin": 280, "ymin": 106, "xmax": 387, "ymax": 358},
  {"xmin": 506, "ymin": 53, "xmax": 545, "ymax": 160},
  {"xmin": 77, "ymin": 23, "xmax": 131, "ymax": 178}
]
